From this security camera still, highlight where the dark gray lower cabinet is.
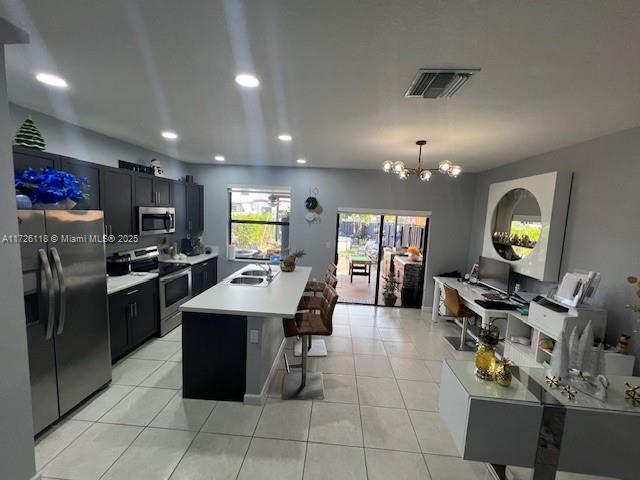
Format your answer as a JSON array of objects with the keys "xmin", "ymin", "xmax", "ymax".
[
  {"xmin": 108, "ymin": 279, "xmax": 158, "ymax": 362},
  {"xmin": 191, "ymin": 258, "xmax": 217, "ymax": 297}
]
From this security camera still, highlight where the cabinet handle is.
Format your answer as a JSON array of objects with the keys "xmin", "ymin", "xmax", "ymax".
[
  {"xmin": 133, "ymin": 302, "xmax": 137, "ymax": 318},
  {"xmin": 202, "ymin": 263, "xmax": 208, "ymax": 267},
  {"xmin": 188, "ymin": 220, "xmax": 192, "ymax": 231},
  {"xmin": 125, "ymin": 289, "xmax": 139, "ymax": 296},
  {"xmin": 129, "ymin": 303, "xmax": 134, "ymax": 319}
]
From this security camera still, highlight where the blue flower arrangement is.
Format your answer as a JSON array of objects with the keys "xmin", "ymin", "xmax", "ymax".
[{"xmin": 15, "ymin": 167, "xmax": 89, "ymax": 205}]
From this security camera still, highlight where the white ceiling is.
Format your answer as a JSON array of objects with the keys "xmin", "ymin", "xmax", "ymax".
[{"xmin": 1, "ymin": 0, "xmax": 640, "ymax": 171}]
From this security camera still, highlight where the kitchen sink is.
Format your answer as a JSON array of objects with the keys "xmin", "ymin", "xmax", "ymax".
[
  {"xmin": 241, "ymin": 270, "xmax": 268, "ymax": 276},
  {"xmin": 229, "ymin": 276, "xmax": 265, "ymax": 285}
]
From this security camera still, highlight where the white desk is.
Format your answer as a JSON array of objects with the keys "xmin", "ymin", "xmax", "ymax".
[{"xmin": 432, "ymin": 276, "xmax": 520, "ymax": 326}]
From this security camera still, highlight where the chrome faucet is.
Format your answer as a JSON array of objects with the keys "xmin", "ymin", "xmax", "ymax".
[{"xmin": 258, "ymin": 263, "xmax": 273, "ymax": 282}]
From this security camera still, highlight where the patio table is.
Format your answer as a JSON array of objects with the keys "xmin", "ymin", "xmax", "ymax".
[{"xmin": 349, "ymin": 255, "xmax": 372, "ymax": 283}]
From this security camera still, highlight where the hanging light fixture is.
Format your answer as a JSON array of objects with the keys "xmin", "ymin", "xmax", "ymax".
[{"xmin": 383, "ymin": 140, "xmax": 462, "ymax": 181}]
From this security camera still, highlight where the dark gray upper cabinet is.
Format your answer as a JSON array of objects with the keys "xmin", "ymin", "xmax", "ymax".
[
  {"xmin": 12, "ymin": 146, "xmax": 202, "ymax": 239},
  {"xmin": 155, "ymin": 178, "xmax": 172, "ymax": 206},
  {"xmin": 58, "ymin": 155, "xmax": 101, "ymax": 210},
  {"xmin": 186, "ymin": 183, "xmax": 204, "ymax": 234},
  {"xmin": 135, "ymin": 174, "xmax": 172, "ymax": 206},
  {"xmin": 13, "ymin": 146, "xmax": 58, "ymax": 174},
  {"xmin": 101, "ymin": 167, "xmax": 135, "ymax": 236},
  {"xmin": 135, "ymin": 175, "xmax": 154, "ymax": 206},
  {"xmin": 172, "ymin": 182, "xmax": 187, "ymax": 235}
]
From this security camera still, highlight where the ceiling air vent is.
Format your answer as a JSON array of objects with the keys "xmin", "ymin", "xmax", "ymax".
[{"xmin": 405, "ymin": 69, "xmax": 479, "ymax": 98}]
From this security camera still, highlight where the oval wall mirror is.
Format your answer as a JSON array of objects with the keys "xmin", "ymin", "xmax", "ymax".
[{"xmin": 491, "ymin": 188, "xmax": 542, "ymax": 261}]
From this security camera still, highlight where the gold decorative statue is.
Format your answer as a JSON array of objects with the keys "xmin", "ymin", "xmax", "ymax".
[
  {"xmin": 475, "ymin": 322, "xmax": 500, "ymax": 380},
  {"xmin": 493, "ymin": 357, "xmax": 512, "ymax": 387}
]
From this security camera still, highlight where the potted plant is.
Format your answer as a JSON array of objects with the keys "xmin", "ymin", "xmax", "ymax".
[
  {"xmin": 382, "ymin": 273, "xmax": 400, "ymax": 306},
  {"xmin": 15, "ymin": 167, "xmax": 89, "ymax": 209},
  {"xmin": 280, "ymin": 250, "xmax": 305, "ymax": 272}
]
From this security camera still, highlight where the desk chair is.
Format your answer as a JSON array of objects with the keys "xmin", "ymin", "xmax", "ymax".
[
  {"xmin": 282, "ymin": 285, "xmax": 338, "ymax": 399},
  {"xmin": 442, "ymin": 284, "xmax": 479, "ymax": 351}
]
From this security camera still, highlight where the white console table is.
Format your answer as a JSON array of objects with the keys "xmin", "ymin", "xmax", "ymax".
[
  {"xmin": 440, "ymin": 359, "xmax": 640, "ymax": 480},
  {"xmin": 432, "ymin": 276, "xmax": 517, "ymax": 326}
]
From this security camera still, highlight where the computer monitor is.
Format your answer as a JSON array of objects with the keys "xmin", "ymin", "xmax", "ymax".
[{"xmin": 478, "ymin": 256, "xmax": 511, "ymax": 294}]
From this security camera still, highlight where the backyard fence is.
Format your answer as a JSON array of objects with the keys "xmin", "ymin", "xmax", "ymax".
[{"xmin": 339, "ymin": 221, "xmax": 380, "ymax": 240}]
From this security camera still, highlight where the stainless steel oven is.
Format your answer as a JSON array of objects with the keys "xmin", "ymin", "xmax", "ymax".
[
  {"xmin": 158, "ymin": 265, "xmax": 191, "ymax": 335},
  {"xmin": 138, "ymin": 206, "xmax": 176, "ymax": 236}
]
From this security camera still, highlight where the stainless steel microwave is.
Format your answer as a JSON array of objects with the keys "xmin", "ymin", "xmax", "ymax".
[{"xmin": 137, "ymin": 206, "xmax": 176, "ymax": 236}]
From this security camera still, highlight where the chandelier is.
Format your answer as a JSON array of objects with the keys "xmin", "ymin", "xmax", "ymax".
[{"xmin": 382, "ymin": 140, "xmax": 462, "ymax": 181}]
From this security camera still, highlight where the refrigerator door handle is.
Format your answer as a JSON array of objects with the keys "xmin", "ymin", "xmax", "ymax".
[
  {"xmin": 38, "ymin": 248, "xmax": 56, "ymax": 340},
  {"xmin": 51, "ymin": 247, "xmax": 67, "ymax": 335}
]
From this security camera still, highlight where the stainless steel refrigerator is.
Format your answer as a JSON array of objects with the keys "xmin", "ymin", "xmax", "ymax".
[{"xmin": 19, "ymin": 210, "xmax": 111, "ymax": 435}]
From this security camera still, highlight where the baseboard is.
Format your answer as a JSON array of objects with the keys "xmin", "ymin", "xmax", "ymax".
[
  {"xmin": 243, "ymin": 337, "xmax": 286, "ymax": 406},
  {"xmin": 421, "ymin": 306, "xmax": 433, "ymax": 313}
]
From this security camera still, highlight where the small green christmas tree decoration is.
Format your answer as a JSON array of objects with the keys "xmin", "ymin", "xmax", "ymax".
[{"xmin": 14, "ymin": 116, "xmax": 46, "ymax": 150}]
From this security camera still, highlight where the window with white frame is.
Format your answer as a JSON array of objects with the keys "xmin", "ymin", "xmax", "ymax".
[{"xmin": 228, "ymin": 186, "xmax": 291, "ymax": 261}]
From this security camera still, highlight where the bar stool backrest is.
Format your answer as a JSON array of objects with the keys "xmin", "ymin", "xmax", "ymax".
[
  {"xmin": 324, "ymin": 272, "xmax": 338, "ymax": 288},
  {"xmin": 320, "ymin": 285, "xmax": 339, "ymax": 334},
  {"xmin": 327, "ymin": 263, "xmax": 337, "ymax": 275},
  {"xmin": 443, "ymin": 284, "xmax": 464, "ymax": 317}
]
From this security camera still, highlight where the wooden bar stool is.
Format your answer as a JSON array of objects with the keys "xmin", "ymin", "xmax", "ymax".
[
  {"xmin": 305, "ymin": 271, "xmax": 337, "ymax": 294},
  {"xmin": 296, "ymin": 273, "xmax": 337, "ymax": 357},
  {"xmin": 442, "ymin": 284, "xmax": 479, "ymax": 351},
  {"xmin": 282, "ymin": 285, "xmax": 338, "ymax": 400}
]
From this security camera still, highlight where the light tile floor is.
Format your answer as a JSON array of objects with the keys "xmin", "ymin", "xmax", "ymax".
[{"xmin": 35, "ymin": 305, "xmax": 615, "ymax": 480}]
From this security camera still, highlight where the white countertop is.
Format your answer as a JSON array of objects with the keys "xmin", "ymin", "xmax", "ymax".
[
  {"xmin": 160, "ymin": 248, "xmax": 219, "ymax": 265},
  {"xmin": 180, "ymin": 264, "xmax": 312, "ymax": 318},
  {"xmin": 107, "ymin": 272, "xmax": 158, "ymax": 295}
]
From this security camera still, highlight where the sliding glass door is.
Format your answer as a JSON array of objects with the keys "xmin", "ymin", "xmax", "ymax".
[
  {"xmin": 335, "ymin": 212, "xmax": 382, "ymax": 305},
  {"xmin": 334, "ymin": 211, "xmax": 429, "ymax": 307}
]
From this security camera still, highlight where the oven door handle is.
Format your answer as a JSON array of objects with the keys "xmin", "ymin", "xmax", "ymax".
[{"xmin": 159, "ymin": 269, "xmax": 191, "ymax": 283}]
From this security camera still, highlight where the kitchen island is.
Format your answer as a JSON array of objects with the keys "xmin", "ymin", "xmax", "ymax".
[{"xmin": 179, "ymin": 264, "xmax": 311, "ymax": 404}]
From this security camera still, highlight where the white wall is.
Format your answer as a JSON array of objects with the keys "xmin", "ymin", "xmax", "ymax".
[
  {"xmin": 187, "ymin": 163, "xmax": 477, "ymax": 307},
  {"xmin": 467, "ymin": 126, "xmax": 640, "ymax": 369},
  {"xmin": 0, "ymin": 26, "xmax": 36, "ymax": 480},
  {"xmin": 10, "ymin": 103, "xmax": 188, "ymax": 180}
]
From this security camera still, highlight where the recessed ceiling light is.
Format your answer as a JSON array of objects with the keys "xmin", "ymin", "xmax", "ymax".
[
  {"xmin": 161, "ymin": 131, "xmax": 178, "ymax": 140},
  {"xmin": 278, "ymin": 134, "xmax": 292, "ymax": 142},
  {"xmin": 235, "ymin": 73, "xmax": 260, "ymax": 88},
  {"xmin": 214, "ymin": 155, "xmax": 225, "ymax": 162},
  {"xmin": 296, "ymin": 158, "xmax": 307, "ymax": 164},
  {"xmin": 35, "ymin": 72, "xmax": 68, "ymax": 88}
]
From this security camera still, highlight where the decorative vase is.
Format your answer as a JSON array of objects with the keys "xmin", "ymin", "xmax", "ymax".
[
  {"xmin": 33, "ymin": 199, "xmax": 76, "ymax": 210},
  {"xmin": 383, "ymin": 294, "xmax": 397, "ymax": 307},
  {"xmin": 475, "ymin": 342, "xmax": 496, "ymax": 380},
  {"xmin": 493, "ymin": 358, "xmax": 512, "ymax": 387},
  {"xmin": 280, "ymin": 260, "xmax": 296, "ymax": 272},
  {"xmin": 16, "ymin": 194, "xmax": 32, "ymax": 210}
]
